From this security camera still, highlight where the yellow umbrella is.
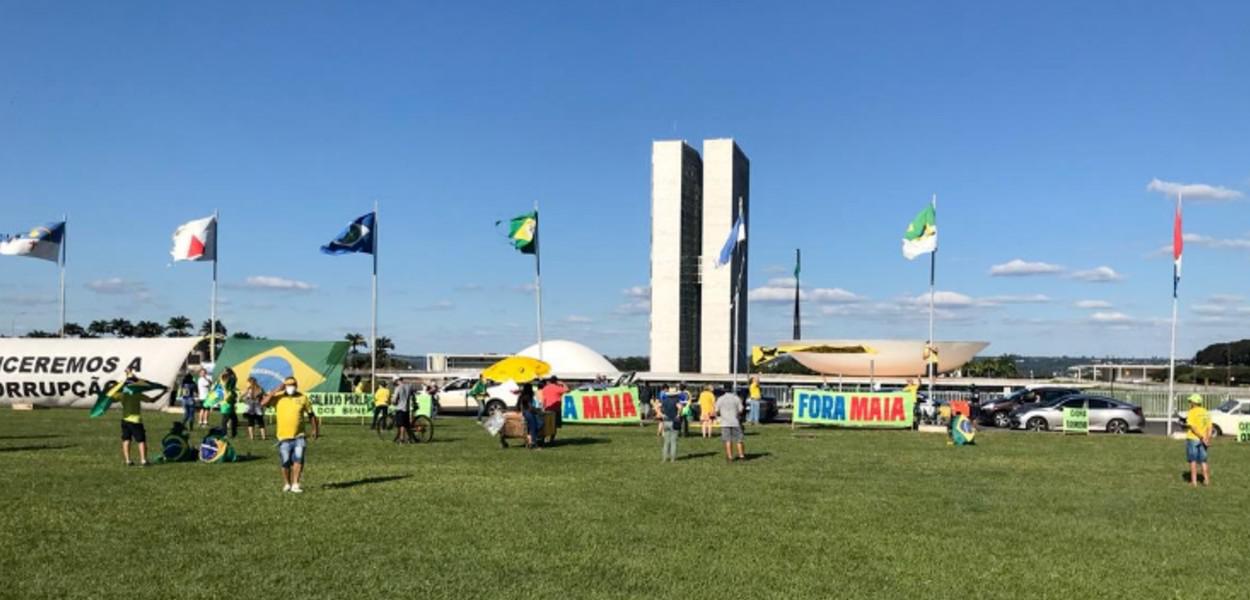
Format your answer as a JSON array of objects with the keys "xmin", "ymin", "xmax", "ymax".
[{"xmin": 482, "ymin": 356, "xmax": 551, "ymax": 384}]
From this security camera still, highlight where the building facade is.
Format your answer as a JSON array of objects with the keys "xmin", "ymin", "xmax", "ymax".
[
  {"xmin": 649, "ymin": 140, "xmax": 703, "ymax": 373},
  {"xmin": 649, "ymin": 138, "xmax": 749, "ymax": 374},
  {"xmin": 699, "ymin": 139, "xmax": 749, "ymax": 374}
]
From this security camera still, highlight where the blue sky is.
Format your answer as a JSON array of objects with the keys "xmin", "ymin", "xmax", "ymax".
[{"xmin": 2, "ymin": 1, "xmax": 1248, "ymax": 358}]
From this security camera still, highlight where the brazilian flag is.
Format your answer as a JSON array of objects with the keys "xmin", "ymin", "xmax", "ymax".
[{"xmin": 499, "ymin": 211, "xmax": 537, "ymax": 255}]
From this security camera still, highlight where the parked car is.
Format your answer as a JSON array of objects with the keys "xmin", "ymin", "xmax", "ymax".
[
  {"xmin": 1175, "ymin": 398, "xmax": 1250, "ymax": 437},
  {"xmin": 1010, "ymin": 394, "xmax": 1144, "ymax": 433},
  {"xmin": 435, "ymin": 377, "xmax": 519, "ymax": 415},
  {"xmin": 978, "ymin": 386, "xmax": 1081, "ymax": 428}
]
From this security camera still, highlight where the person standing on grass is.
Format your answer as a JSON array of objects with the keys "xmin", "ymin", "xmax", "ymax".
[
  {"xmin": 1185, "ymin": 394, "xmax": 1213, "ymax": 487},
  {"xmin": 516, "ymin": 382, "xmax": 542, "ymax": 450},
  {"xmin": 469, "ymin": 374, "xmax": 490, "ymax": 422},
  {"xmin": 716, "ymin": 387, "xmax": 746, "ymax": 463},
  {"xmin": 747, "ymin": 376, "xmax": 763, "ymax": 426},
  {"xmin": 391, "ymin": 378, "xmax": 413, "ymax": 443},
  {"xmin": 217, "ymin": 368, "xmax": 240, "ymax": 438},
  {"xmin": 196, "ymin": 367, "xmax": 212, "ymax": 428},
  {"xmin": 540, "ymin": 376, "xmax": 569, "ymax": 445},
  {"xmin": 178, "ymin": 372, "xmax": 196, "ymax": 431},
  {"xmin": 372, "ymin": 379, "xmax": 392, "ymax": 431},
  {"xmin": 118, "ymin": 370, "xmax": 150, "ymax": 467},
  {"xmin": 262, "ymin": 377, "xmax": 319, "ymax": 493},
  {"xmin": 243, "ymin": 376, "xmax": 267, "ymax": 440},
  {"xmin": 698, "ymin": 385, "xmax": 716, "ymax": 439},
  {"xmin": 659, "ymin": 383, "xmax": 685, "ymax": 463}
]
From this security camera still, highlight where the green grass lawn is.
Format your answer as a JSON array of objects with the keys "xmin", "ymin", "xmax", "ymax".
[{"xmin": 1, "ymin": 410, "xmax": 1246, "ymax": 599}]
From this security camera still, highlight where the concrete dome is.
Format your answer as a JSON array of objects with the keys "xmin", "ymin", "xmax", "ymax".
[{"xmin": 516, "ymin": 340, "xmax": 620, "ymax": 376}]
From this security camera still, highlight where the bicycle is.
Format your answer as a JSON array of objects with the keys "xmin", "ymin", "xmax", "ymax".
[{"xmin": 375, "ymin": 410, "xmax": 433, "ymax": 444}]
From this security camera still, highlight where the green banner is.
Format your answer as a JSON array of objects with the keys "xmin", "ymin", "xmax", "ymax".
[
  {"xmin": 792, "ymin": 389, "xmax": 914, "ymax": 428},
  {"xmin": 1062, "ymin": 407, "xmax": 1088, "ymax": 434},
  {"xmin": 1238, "ymin": 421, "xmax": 1250, "ymax": 443},
  {"xmin": 560, "ymin": 386, "xmax": 641, "ymax": 424},
  {"xmin": 305, "ymin": 393, "xmax": 374, "ymax": 418},
  {"xmin": 213, "ymin": 339, "xmax": 350, "ymax": 394}
]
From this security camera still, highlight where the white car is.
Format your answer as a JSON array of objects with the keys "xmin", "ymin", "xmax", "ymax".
[
  {"xmin": 436, "ymin": 377, "xmax": 519, "ymax": 414},
  {"xmin": 1176, "ymin": 398, "xmax": 1250, "ymax": 437}
]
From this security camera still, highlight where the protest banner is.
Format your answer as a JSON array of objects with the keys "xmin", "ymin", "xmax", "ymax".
[
  {"xmin": 560, "ymin": 386, "xmax": 641, "ymax": 424},
  {"xmin": 307, "ymin": 393, "xmax": 373, "ymax": 418},
  {"xmin": 792, "ymin": 389, "xmax": 914, "ymax": 428},
  {"xmin": 1238, "ymin": 421, "xmax": 1250, "ymax": 443},
  {"xmin": 1062, "ymin": 407, "xmax": 1089, "ymax": 434},
  {"xmin": 0, "ymin": 338, "xmax": 200, "ymax": 408}
]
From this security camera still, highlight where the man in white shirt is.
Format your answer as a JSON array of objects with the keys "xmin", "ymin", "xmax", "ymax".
[{"xmin": 195, "ymin": 368, "xmax": 212, "ymax": 428}]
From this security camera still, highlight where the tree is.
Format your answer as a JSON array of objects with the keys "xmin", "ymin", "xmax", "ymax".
[
  {"xmin": 109, "ymin": 319, "xmax": 135, "ymax": 337},
  {"xmin": 134, "ymin": 321, "xmax": 165, "ymax": 338},
  {"xmin": 608, "ymin": 356, "xmax": 650, "ymax": 372},
  {"xmin": 231, "ymin": 331, "xmax": 256, "ymax": 340},
  {"xmin": 166, "ymin": 315, "xmax": 193, "ymax": 337},
  {"xmin": 1194, "ymin": 340, "xmax": 1250, "ymax": 367},
  {"xmin": 345, "ymin": 332, "xmax": 367, "ymax": 355},
  {"xmin": 24, "ymin": 330, "xmax": 58, "ymax": 338},
  {"xmin": 62, "ymin": 322, "xmax": 87, "ymax": 338},
  {"xmin": 199, "ymin": 319, "xmax": 227, "ymax": 337},
  {"xmin": 88, "ymin": 320, "xmax": 111, "ymax": 337}
]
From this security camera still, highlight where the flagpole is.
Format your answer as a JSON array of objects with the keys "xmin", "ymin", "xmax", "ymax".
[
  {"xmin": 731, "ymin": 197, "xmax": 745, "ymax": 385},
  {"xmin": 371, "ymin": 200, "xmax": 379, "ymax": 392},
  {"xmin": 210, "ymin": 209, "xmax": 218, "ymax": 364},
  {"xmin": 793, "ymin": 248, "xmax": 801, "ymax": 340},
  {"xmin": 928, "ymin": 194, "xmax": 936, "ymax": 400},
  {"xmin": 1166, "ymin": 192, "xmax": 1181, "ymax": 437},
  {"xmin": 534, "ymin": 199, "xmax": 544, "ymax": 362},
  {"xmin": 59, "ymin": 214, "xmax": 67, "ymax": 337}
]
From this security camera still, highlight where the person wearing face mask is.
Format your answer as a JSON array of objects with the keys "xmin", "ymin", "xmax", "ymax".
[{"xmin": 262, "ymin": 377, "xmax": 320, "ymax": 493}]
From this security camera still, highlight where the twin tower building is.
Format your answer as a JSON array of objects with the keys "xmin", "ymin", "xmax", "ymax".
[{"xmin": 649, "ymin": 139, "xmax": 749, "ymax": 375}]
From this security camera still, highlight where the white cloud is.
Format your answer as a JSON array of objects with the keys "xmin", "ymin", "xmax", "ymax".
[
  {"xmin": 1146, "ymin": 178, "xmax": 1242, "ymax": 201},
  {"xmin": 989, "ymin": 259, "xmax": 1064, "ymax": 277},
  {"xmin": 1075, "ymin": 300, "xmax": 1113, "ymax": 309},
  {"xmin": 983, "ymin": 294, "xmax": 1052, "ymax": 304},
  {"xmin": 1183, "ymin": 233, "xmax": 1250, "ymax": 251},
  {"xmin": 1089, "ymin": 311, "xmax": 1134, "ymax": 324},
  {"xmin": 511, "ymin": 283, "xmax": 537, "ymax": 294},
  {"xmin": 1070, "ymin": 266, "xmax": 1123, "ymax": 282},
  {"xmin": 905, "ymin": 290, "xmax": 977, "ymax": 308},
  {"xmin": 614, "ymin": 285, "xmax": 650, "ymax": 316},
  {"xmin": 749, "ymin": 278, "xmax": 862, "ymax": 304},
  {"xmin": 241, "ymin": 276, "xmax": 316, "ymax": 292},
  {"xmin": 85, "ymin": 277, "xmax": 147, "ymax": 295}
]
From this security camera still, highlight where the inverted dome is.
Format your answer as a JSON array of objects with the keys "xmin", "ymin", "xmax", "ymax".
[
  {"xmin": 780, "ymin": 339, "xmax": 989, "ymax": 377},
  {"xmin": 516, "ymin": 340, "xmax": 620, "ymax": 376}
]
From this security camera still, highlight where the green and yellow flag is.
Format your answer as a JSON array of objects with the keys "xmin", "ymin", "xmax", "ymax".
[
  {"xmin": 500, "ymin": 211, "xmax": 538, "ymax": 255},
  {"xmin": 902, "ymin": 203, "xmax": 936, "ymax": 260}
]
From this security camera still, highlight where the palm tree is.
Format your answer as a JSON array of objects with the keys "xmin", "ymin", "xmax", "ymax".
[
  {"xmin": 109, "ymin": 318, "xmax": 135, "ymax": 337},
  {"xmin": 24, "ymin": 330, "xmax": 58, "ymax": 338},
  {"xmin": 345, "ymin": 333, "xmax": 367, "ymax": 355},
  {"xmin": 375, "ymin": 336, "xmax": 396, "ymax": 366},
  {"xmin": 199, "ymin": 319, "xmax": 227, "ymax": 337},
  {"xmin": 134, "ymin": 321, "xmax": 165, "ymax": 338},
  {"xmin": 166, "ymin": 315, "xmax": 193, "ymax": 337},
  {"xmin": 88, "ymin": 320, "xmax": 111, "ymax": 337},
  {"xmin": 230, "ymin": 331, "xmax": 255, "ymax": 339},
  {"xmin": 62, "ymin": 322, "xmax": 87, "ymax": 337}
]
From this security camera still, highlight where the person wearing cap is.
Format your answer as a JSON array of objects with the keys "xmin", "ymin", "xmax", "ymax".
[
  {"xmin": 262, "ymin": 377, "xmax": 319, "ymax": 493},
  {"xmin": 1184, "ymin": 394, "xmax": 1212, "ymax": 487},
  {"xmin": 118, "ymin": 368, "xmax": 150, "ymax": 467}
]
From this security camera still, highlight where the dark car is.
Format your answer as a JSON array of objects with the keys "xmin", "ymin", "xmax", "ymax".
[{"xmin": 978, "ymin": 387, "xmax": 1081, "ymax": 428}]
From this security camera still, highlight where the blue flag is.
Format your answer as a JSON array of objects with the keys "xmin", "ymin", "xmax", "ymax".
[
  {"xmin": 715, "ymin": 217, "xmax": 745, "ymax": 268},
  {"xmin": 321, "ymin": 212, "xmax": 375, "ymax": 255},
  {"xmin": 0, "ymin": 221, "xmax": 66, "ymax": 263}
]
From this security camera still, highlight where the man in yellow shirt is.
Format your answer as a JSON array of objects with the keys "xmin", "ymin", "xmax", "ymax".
[
  {"xmin": 746, "ymin": 376, "xmax": 763, "ymax": 425},
  {"xmin": 262, "ymin": 377, "xmax": 320, "ymax": 493},
  {"xmin": 371, "ymin": 380, "xmax": 392, "ymax": 431},
  {"xmin": 698, "ymin": 385, "xmax": 716, "ymax": 438},
  {"xmin": 1184, "ymin": 394, "xmax": 1212, "ymax": 487},
  {"xmin": 119, "ymin": 388, "xmax": 149, "ymax": 467}
]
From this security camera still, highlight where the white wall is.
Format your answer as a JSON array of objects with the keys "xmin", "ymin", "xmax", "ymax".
[
  {"xmin": 649, "ymin": 141, "xmax": 685, "ymax": 373},
  {"xmin": 700, "ymin": 139, "xmax": 748, "ymax": 374}
]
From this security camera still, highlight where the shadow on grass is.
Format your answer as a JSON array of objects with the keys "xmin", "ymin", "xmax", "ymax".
[
  {"xmin": 228, "ymin": 454, "xmax": 264, "ymax": 463},
  {"xmin": 1180, "ymin": 471, "xmax": 1208, "ymax": 484},
  {"xmin": 737, "ymin": 452, "xmax": 772, "ymax": 462},
  {"xmin": 543, "ymin": 437, "xmax": 610, "ymax": 448},
  {"xmin": 676, "ymin": 452, "xmax": 718, "ymax": 461},
  {"xmin": 0, "ymin": 434, "xmax": 62, "ymax": 441},
  {"xmin": 322, "ymin": 474, "xmax": 413, "ymax": 490},
  {"xmin": 0, "ymin": 444, "xmax": 76, "ymax": 453}
]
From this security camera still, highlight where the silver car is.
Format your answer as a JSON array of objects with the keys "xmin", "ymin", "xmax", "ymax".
[{"xmin": 1010, "ymin": 394, "xmax": 1145, "ymax": 433}]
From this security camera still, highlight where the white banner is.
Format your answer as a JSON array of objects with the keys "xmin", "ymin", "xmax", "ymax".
[{"xmin": 0, "ymin": 338, "xmax": 201, "ymax": 408}]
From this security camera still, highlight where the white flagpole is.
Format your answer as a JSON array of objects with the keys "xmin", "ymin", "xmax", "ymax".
[
  {"xmin": 1166, "ymin": 192, "xmax": 1181, "ymax": 437},
  {"xmin": 928, "ymin": 194, "xmax": 936, "ymax": 400},
  {"xmin": 731, "ymin": 196, "xmax": 745, "ymax": 385},
  {"xmin": 371, "ymin": 201, "xmax": 379, "ymax": 392},
  {"xmin": 210, "ymin": 209, "xmax": 218, "ymax": 364},
  {"xmin": 534, "ymin": 199, "xmax": 544, "ymax": 362},
  {"xmin": 59, "ymin": 214, "xmax": 67, "ymax": 337}
]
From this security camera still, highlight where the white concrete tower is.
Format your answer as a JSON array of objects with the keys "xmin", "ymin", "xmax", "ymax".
[
  {"xmin": 649, "ymin": 141, "xmax": 703, "ymax": 373},
  {"xmin": 700, "ymin": 139, "xmax": 749, "ymax": 374}
]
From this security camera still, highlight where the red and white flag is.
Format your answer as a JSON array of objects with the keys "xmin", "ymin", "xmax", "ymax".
[
  {"xmin": 171, "ymin": 215, "xmax": 216, "ymax": 262},
  {"xmin": 1172, "ymin": 197, "xmax": 1182, "ymax": 298}
]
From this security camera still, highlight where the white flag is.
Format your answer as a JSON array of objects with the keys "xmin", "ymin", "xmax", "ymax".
[{"xmin": 171, "ymin": 215, "xmax": 216, "ymax": 262}]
